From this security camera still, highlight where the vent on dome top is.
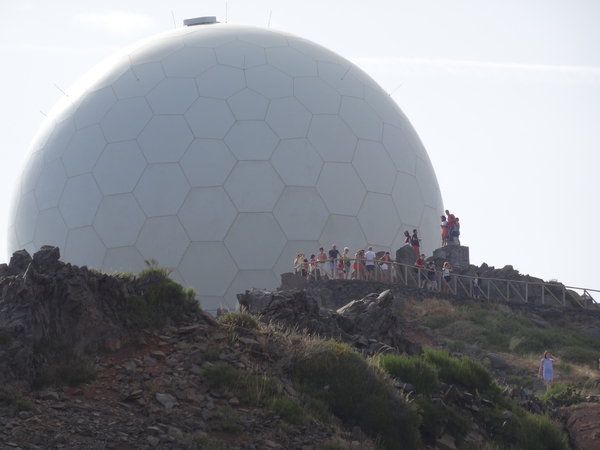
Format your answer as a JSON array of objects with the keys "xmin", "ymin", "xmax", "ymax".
[{"xmin": 183, "ymin": 17, "xmax": 218, "ymax": 26}]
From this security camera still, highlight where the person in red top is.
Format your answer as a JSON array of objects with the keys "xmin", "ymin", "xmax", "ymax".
[
  {"xmin": 414, "ymin": 254, "xmax": 427, "ymax": 288},
  {"xmin": 446, "ymin": 210, "xmax": 456, "ymax": 244}
]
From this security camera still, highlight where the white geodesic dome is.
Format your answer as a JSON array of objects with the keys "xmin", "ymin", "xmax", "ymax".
[{"xmin": 8, "ymin": 21, "xmax": 444, "ymax": 312}]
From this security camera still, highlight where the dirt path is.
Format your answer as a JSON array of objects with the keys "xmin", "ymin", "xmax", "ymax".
[{"xmin": 563, "ymin": 403, "xmax": 600, "ymax": 450}]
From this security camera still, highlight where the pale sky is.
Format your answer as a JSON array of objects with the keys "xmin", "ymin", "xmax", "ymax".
[{"xmin": 1, "ymin": 0, "xmax": 599, "ymax": 293}]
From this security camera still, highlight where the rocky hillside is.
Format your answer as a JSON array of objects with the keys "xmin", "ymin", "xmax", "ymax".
[{"xmin": 0, "ymin": 247, "xmax": 598, "ymax": 449}]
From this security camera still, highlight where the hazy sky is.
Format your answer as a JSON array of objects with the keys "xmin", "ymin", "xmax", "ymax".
[{"xmin": 1, "ymin": 1, "xmax": 598, "ymax": 293}]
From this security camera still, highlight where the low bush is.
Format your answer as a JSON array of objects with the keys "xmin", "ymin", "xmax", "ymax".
[
  {"xmin": 423, "ymin": 348, "xmax": 501, "ymax": 401},
  {"xmin": 414, "ymin": 396, "xmax": 469, "ymax": 443},
  {"xmin": 378, "ymin": 353, "xmax": 439, "ymax": 395},
  {"xmin": 269, "ymin": 397, "xmax": 306, "ymax": 425},
  {"xmin": 125, "ymin": 268, "xmax": 199, "ymax": 328},
  {"xmin": 32, "ymin": 339, "xmax": 97, "ymax": 388},
  {"xmin": 290, "ymin": 339, "xmax": 420, "ymax": 450},
  {"xmin": 0, "ymin": 386, "xmax": 32, "ymax": 410},
  {"xmin": 542, "ymin": 382, "xmax": 585, "ymax": 406},
  {"xmin": 219, "ymin": 312, "xmax": 260, "ymax": 330}
]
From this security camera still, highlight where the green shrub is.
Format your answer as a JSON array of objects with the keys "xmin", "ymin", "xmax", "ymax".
[
  {"xmin": 414, "ymin": 396, "xmax": 469, "ymax": 443},
  {"xmin": 542, "ymin": 382, "xmax": 584, "ymax": 406},
  {"xmin": 520, "ymin": 411, "xmax": 569, "ymax": 450},
  {"xmin": 446, "ymin": 340, "xmax": 466, "ymax": 352},
  {"xmin": 269, "ymin": 397, "xmax": 306, "ymax": 424},
  {"xmin": 32, "ymin": 339, "xmax": 97, "ymax": 388},
  {"xmin": 212, "ymin": 405, "xmax": 242, "ymax": 432},
  {"xmin": 125, "ymin": 269, "xmax": 199, "ymax": 328},
  {"xmin": 204, "ymin": 348, "xmax": 220, "ymax": 362},
  {"xmin": 291, "ymin": 339, "xmax": 420, "ymax": 450},
  {"xmin": 378, "ymin": 353, "xmax": 439, "ymax": 395},
  {"xmin": 0, "ymin": 386, "xmax": 32, "ymax": 410},
  {"xmin": 420, "ymin": 314, "xmax": 456, "ymax": 329},
  {"xmin": 0, "ymin": 330, "xmax": 13, "ymax": 347},
  {"xmin": 219, "ymin": 312, "xmax": 260, "ymax": 330},
  {"xmin": 423, "ymin": 348, "xmax": 501, "ymax": 401}
]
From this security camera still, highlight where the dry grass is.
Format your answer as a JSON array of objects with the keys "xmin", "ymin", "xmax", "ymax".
[{"xmin": 402, "ymin": 297, "xmax": 455, "ymax": 320}]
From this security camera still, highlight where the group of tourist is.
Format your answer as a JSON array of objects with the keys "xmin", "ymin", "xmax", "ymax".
[
  {"xmin": 440, "ymin": 209, "xmax": 460, "ymax": 247},
  {"xmin": 293, "ymin": 245, "xmax": 393, "ymax": 282}
]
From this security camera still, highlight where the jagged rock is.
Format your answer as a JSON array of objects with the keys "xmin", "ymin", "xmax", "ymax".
[{"xmin": 436, "ymin": 433, "xmax": 457, "ymax": 450}]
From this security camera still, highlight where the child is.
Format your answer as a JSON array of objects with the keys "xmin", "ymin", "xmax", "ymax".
[
  {"xmin": 472, "ymin": 272, "xmax": 481, "ymax": 298},
  {"xmin": 539, "ymin": 351, "xmax": 558, "ymax": 391}
]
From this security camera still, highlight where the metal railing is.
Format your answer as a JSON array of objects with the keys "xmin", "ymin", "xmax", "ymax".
[{"xmin": 298, "ymin": 258, "xmax": 599, "ymax": 308}]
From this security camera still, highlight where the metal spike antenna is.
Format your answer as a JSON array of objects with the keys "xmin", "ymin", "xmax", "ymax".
[
  {"xmin": 226, "ymin": 3, "xmax": 228, "ymax": 23},
  {"xmin": 389, "ymin": 82, "xmax": 404, "ymax": 96},
  {"xmin": 268, "ymin": 11, "xmax": 272, "ymax": 27},
  {"xmin": 53, "ymin": 83, "xmax": 68, "ymax": 97},
  {"xmin": 172, "ymin": 11, "xmax": 176, "ymax": 28},
  {"xmin": 39, "ymin": 111, "xmax": 47, "ymax": 117}
]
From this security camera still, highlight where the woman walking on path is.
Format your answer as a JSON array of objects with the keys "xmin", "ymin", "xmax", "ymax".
[{"xmin": 539, "ymin": 351, "xmax": 558, "ymax": 391}]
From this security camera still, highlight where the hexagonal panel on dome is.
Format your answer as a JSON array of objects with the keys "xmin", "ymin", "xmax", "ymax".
[
  {"xmin": 271, "ymin": 138, "xmax": 323, "ymax": 187},
  {"xmin": 318, "ymin": 216, "xmax": 367, "ymax": 254},
  {"xmin": 183, "ymin": 27, "xmax": 236, "ymax": 48},
  {"xmin": 224, "ymin": 121, "xmax": 279, "ymax": 160},
  {"xmin": 161, "ymin": 46, "xmax": 217, "ymax": 77},
  {"xmin": 308, "ymin": 115, "xmax": 357, "ymax": 163},
  {"xmin": 21, "ymin": 151, "xmax": 44, "ymax": 194},
  {"xmin": 102, "ymin": 246, "xmax": 146, "ymax": 274},
  {"xmin": 352, "ymin": 140, "xmax": 396, "ymax": 194},
  {"xmin": 33, "ymin": 208, "xmax": 68, "ymax": 251},
  {"xmin": 227, "ymin": 88, "xmax": 269, "ymax": 120},
  {"xmin": 215, "ymin": 40, "xmax": 267, "ymax": 69},
  {"xmin": 42, "ymin": 117, "xmax": 75, "ymax": 164},
  {"xmin": 137, "ymin": 115, "xmax": 193, "ymax": 163},
  {"xmin": 34, "ymin": 159, "xmax": 67, "ymax": 211},
  {"xmin": 266, "ymin": 46, "xmax": 318, "ymax": 77},
  {"xmin": 28, "ymin": 118, "xmax": 56, "ymax": 155},
  {"xmin": 317, "ymin": 62, "xmax": 363, "ymax": 98},
  {"xmin": 15, "ymin": 191, "xmax": 39, "ymax": 245},
  {"xmin": 180, "ymin": 139, "xmax": 236, "ymax": 187},
  {"xmin": 224, "ymin": 162, "xmax": 284, "ymax": 212},
  {"xmin": 134, "ymin": 164, "xmax": 190, "ymax": 217},
  {"xmin": 245, "ymin": 65, "xmax": 293, "ymax": 99},
  {"xmin": 287, "ymin": 37, "xmax": 339, "ymax": 64},
  {"xmin": 129, "ymin": 36, "xmax": 184, "ymax": 65},
  {"xmin": 235, "ymin": 28, "xmax": 288, "ymax": 48},
  {"xmin": 196, "ymin": 65, "xmax": 245, "ymax": 99},
  {"xmin": 392, "ymin": 173, "xmax": 424, "ymax": 226},
  {"xmin": 93, "ymin": 140, "xmax": 147, "ymax": 196},
  {"xmin": 224, "ymin": 269, "xmax": 280, "ymax": 307},
  {"xmin": 357, "ymin": 193, "xmax": 401, "ymax": 246},
  {"xmin": 58, "ymin": 174, "xmax": 102, "ymax": 228},
  {"xmin": 266, "ymin": 97, "xmax": 311, "ymax": 139},
  {"xmin": 416, "ymin": 159, "xmax": 439, "ymax": 209},
  {"xmin": 316, "ymin": 163, "xmax": 366, "ymax": 216},
  {"xmin": 178, "ymin": 187, "xmax": 238, "ymax": 241},
  {"xmin": 294, "ymin": 77, "xmax": 341, "ymax": 114},
  {"xmin": 73, "ymin": 86, "xmax": 117, "ymax": 130},
  {"xmin": 112, "ymin": 63, "xmax": 165, "ymax": 99},
  {"xmin": 382, "ymin": 124, "xmax": 416, "ymax": 175},
  {"xmin": 273, "ymin": 187, "xmax": 328, "ymax": 241},
  {"xmin": 62, "ymin": 125, "xmax": 107, "ymax": 177},
  {"xmin": 100, "ymin": 98, "xmax": 153, "ymax": 143},
  {"xmin": 146, "ymin": 78, "xmax": 198, "ymax": 115},
  {"xmin": 185, "ymin": 97, "xmax": 235, "ymax": 139},
  {"xmin": 364, "ymin": 86, "xmax": 402, "ymax": 127},
  {"xmin": 178, "ymin": 242, "xmax": 237, "ymax": 297},
  {"xmin": 93, "ymin": 194, "xmax": 146, "ymax": 248},
  {"xmin": 64, "ymin": 226, "xmax": 106, "ymax": 269},
  {"xmin": 339, "ymin": 97, "xmax": 383, "ymax": 142},
  {"xmin": 136, "ymin": 216, "xmax": 190, "ymax": 268},
  {"xmin": 224, "ymin": 213, "xmax": 286, "ymax": 269}
]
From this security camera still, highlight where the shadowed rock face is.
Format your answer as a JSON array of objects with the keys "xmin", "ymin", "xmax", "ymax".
[
  {"xmin": 238, "ymin": 287, "xmax": 422, "ymax": 356},
  {"xmin": 0, "ymin": 246, "xmax": 178, "ymax": 385}
]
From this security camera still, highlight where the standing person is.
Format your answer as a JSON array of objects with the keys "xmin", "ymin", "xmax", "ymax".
[
  {"xmin": 440, "ymin": 215, "xmax": 448, "ymax": 247},
  {"xmin": 414, "ymin": 254, "xmax": 427, "ymax": 288},
  {"xmin": 364, "ymin": 246, "xmax": 376, "ymax": 280},
  {"xmin": 317, "ymin": 247, "xmax": 328, "ymax": 280},
  {"xmin": 411, "ymin": 229, "xmax": 421, "ymax": 254},
  {"xmin": 294, "ymin": 253, "xmax": 304, "ymax": 276},
  {"xmin": 472, "ymin": 272, "xmax": 481, "ymax": 298},
  {"xmin": 309, "ymin": 254, "xmax": 317, "ymax": 282},
  {"xmin": 442, "ymin": 262, "xmax": 452, "ymax": 293},
  {"xmin": 342, "ymin": 247, "xmax": 351, "ymax": 279},
  {"xmin": 380, "ymin": 251, "xmax": 390, "ymax": 282},
  {"xmin": 427, "ymin": 261, "xmax": 437, "ymax": 291},
  {"xmin": 446, "ymin": 210, "xmax": 456, "ymax": 244},
  {"xmin": 453, "ymin": 217, "xmax": 461, "ymax": 245},
  {"xmin": 328, "ymin": 245, "xmax": 340, "ymax": 278},
  {"xmin": 539, "ymin": 351, "xmax": 558, "ymax": 391},
  {"xmin": 403, "ymin": 230, "xmax": 411, "ymax": 246},
  {"xmin": 353, "ymin": 249, "xmax": 364, "ymax": 280}
]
